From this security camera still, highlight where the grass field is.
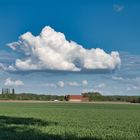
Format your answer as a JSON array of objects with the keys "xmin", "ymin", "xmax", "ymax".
[{"xmin": 0, "ymin": 102, "xmax": 139, "ymax": 140}]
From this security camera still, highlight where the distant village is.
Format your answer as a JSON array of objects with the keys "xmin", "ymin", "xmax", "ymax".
[
  {"xmin": 0, "ymin": 88, "xmax": 140, "ymax": 103},
  {"xmin": 0, "ymin": 88, "xmax": 90, "ymax": 102}
]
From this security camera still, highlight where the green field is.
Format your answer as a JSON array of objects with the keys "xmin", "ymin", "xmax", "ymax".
[{"xmin": 0, "ymin": 102, "xmax": 139, "ymax": 140}]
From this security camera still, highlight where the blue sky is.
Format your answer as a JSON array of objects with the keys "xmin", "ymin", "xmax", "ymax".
[{"xmin": 0, "ymin": 0, "xmax": 140, "ymax": 95}]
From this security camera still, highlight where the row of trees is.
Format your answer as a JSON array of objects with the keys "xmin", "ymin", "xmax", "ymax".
[
  {"xmin": 82, "ymin": 92, "xmax": 140, "ymax": 103},
  {"xmin": 0, "ymin": 90, "xmax": 140, "ymax": 103},
  {"xmin": 0, "ymin": 92, "xmax": 65, "ymax": 101},
  {"xmin": 0, "ymin": 88, "xmax": 65, "ymax": 101}
]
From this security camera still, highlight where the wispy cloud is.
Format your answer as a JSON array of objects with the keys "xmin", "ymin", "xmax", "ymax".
[
  {"xmin": 0, "ymin": 63, "xmax": 16, "ymax": 72},
  {"xmin": 42, "ymin": 80, "xmax": 88, "ymax": 88},
  {"xmin": 96, "ymin": 83, "xmax": 105, "ymax": 88},
  {"xmin": 112, "ymin": 76, "xmax": 123, "ymax": 81},
  {"xmin": 113, "ymin": 4, "xmax": 124, "ymax": 12},
  {"xmin": 42, "ymin": 83, "xmax": 57, "ymax": 88},
  {"xmin": 67, "ymin": 81, "xmax": 80, "ymax": 87}
]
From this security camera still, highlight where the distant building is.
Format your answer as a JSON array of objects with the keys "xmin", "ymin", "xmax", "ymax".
[
  {"xmin": 65, "ymin": 95, "xmax": 89, "ymax": 102},
  {"xmin": 1, "ymin": 88, "xmax": 15, "ymax": 94}
]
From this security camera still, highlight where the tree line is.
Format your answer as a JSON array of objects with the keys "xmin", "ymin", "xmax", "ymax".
[
  {"xmin": 0, "ymin": 89, "xmax": 140, "ymax": 103},
  {"xmin": 82, "ymin": 92, "xmax": 140, "ymax": 103},
  {"xmin": 0, "ymin": 88, "xmax": 64, "ymax": 101}
]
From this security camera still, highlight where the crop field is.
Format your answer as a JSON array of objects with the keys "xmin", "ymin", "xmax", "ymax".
[{"xmin": 0, "ymin": 102, "xmax": 139, "ymax": 140}]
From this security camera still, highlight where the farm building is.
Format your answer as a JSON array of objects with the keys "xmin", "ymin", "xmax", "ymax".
[{"xmin": 65, "ymin": 95, "xmax": 89, "ymax": 102}]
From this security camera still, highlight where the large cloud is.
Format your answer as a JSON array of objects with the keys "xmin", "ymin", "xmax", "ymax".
[{"xmin": 7, "ymin": 26, "xmax": 121, "ymax": 72}]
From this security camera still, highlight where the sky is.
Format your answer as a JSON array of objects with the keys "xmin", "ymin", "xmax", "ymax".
[{"xmin": 0, "ymin": 0, "xmax": 140, "ymax": 95}]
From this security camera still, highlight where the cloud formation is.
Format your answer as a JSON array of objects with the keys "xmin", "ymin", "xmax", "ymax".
[
  {"xmin": 7, "ymin": 26, "xmax": 121, "ymax": 72},
  {"xmin": 42, "ymin": 83, "xmax": 57, "ymax": 88},
  {"xmin": 112, "ymin": 76, "xmax": 123, "ymax": 81},
  {"xmin": 4, "ymin": 78, "xmax": 24, "ymax": 87},
  {"xmin": 57, "ymin": 81, "xmax": 65, "ymax": 88},
  {"xmin": 96, "ymin": 83, "xmax": 105, "ymax": 88},
  {"xmin": 82, "ymin": 80, "xmax": 88, "ymax": 86},
  {"xmin": 0, "ymin": 63, "xmax": 16, "ymax": 71},
  {"xmin": 67, "ymin": 81, "xmax": 80, "ymax": 86},
  {"xmin": 42, "ymin": 80, "xmax": 88, "ymax": 88}
]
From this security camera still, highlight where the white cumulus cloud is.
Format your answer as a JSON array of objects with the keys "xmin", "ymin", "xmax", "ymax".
[
  {"xmin": 57, "ymin": 81, "xmax": 65, "ymax": 88},
  {"xmin": 4, "ymin": 78, "xmax": 24, "ymax": 87},
  {"xmin": 82, "ymin": 80, "xmax": 88, "ymax": 86},
  {"xmin": 7, "ymin": 26, "xmax": 121, "ymax": 72}
]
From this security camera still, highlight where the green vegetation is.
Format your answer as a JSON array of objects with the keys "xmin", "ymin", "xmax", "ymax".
[
  {"xmin": 82, "ymin": 92, "xmax": 140, "ymax": 103},
  {"xmin": 0, "ymin": 89, "xmax": 140, "ymax": 103},
  {"xmin": 0, "ymin": 102, "xmax": 140, "ymax": 140},
  {"xmin": 0, "ymin": 92, "xmax": 65, "ymax": 101}
]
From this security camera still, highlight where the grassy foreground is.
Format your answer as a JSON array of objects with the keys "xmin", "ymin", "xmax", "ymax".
[{"xmin": 0, "ymin": 102, "xmax": 139, "ymax": 140}]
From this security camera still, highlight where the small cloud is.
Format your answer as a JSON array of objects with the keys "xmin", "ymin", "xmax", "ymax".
[
  {"xmin": 113, "ymin": 4, "xmax": 124, "ymax": 12},
  {"xmin": 42, "ymin": 80, "xmax": 88, "ymax": 88},
  {"xmin": 82, "ymin": 88, "xmax": 93, "ymax": 93},
  {"xmin": 0, "ymin": 63, "xmax": 16, "ymax": 71},
  {"xmin": 133, "ymin": 86, "xmax": 139, "ymax": 90},
  {"xmin": 112, "ymin": 76, "xmax": 123, "ymax": 81},
  {"xmin": 127, "ymin": 87, "xmax": 131, "ymax": 91},
  {"xmin": 96, "ymin": 83, "xmax": 105, "ymax": 88},
  {"xmin": 42, "ymin": 83, "xmax": 57, "ymax": 88},
  {"xmin": 92, "ymin": 89, "xmax": 103, "ymax": 93},
  {"xmin": 4, "ymin": 78, "xmax": 24, "ymax": 87},
  {"xmin": 67, "ymin": 81, "xmax": 80, "ymax": 86},
  {"xmin": 0, "ymin": 63, "xmax": 6, "ymax": 70},
  {"xmin": 82, "ymin": 80, "xmax": 88, "ymax": 86},
  {"xmin": 57, "ymin": 81, "xmax": 65, "ymax": 88},
  {"xmin": 66, "ymin": 80, "xmax": 88, "ymax": 87}
]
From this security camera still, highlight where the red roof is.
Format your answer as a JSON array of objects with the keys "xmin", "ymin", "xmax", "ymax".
[{"xmin": 68, "ymin": 95, "xmax": 82, "ymax": 100}]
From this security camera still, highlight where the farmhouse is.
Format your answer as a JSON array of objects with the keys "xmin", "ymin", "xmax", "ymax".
[{"xmin": 65, "ymin": 95, "xmax": 89, "ymax": 102}]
